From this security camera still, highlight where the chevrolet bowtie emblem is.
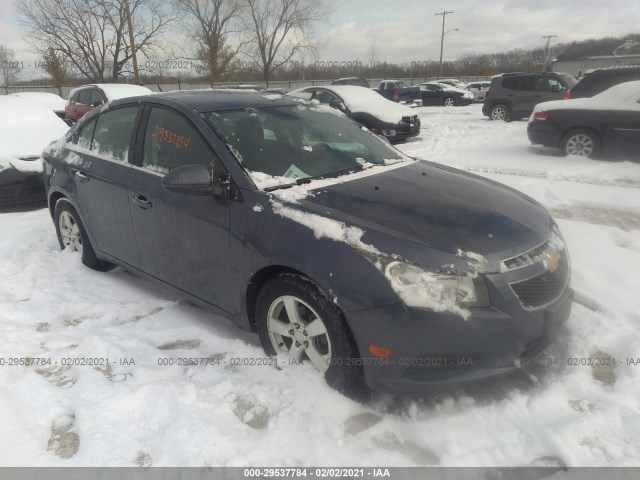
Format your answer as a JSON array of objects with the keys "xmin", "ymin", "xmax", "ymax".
[{"xmin": 544, "ymin": 251, "xmax": 561, "ymax": 272}]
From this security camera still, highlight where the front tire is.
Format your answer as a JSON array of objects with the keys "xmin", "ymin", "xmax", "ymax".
[
  {"xmin": 54, "ymin": 199, "xmax": 115, "ymax": 271},
  {"xmin": 443, "ymin": 96, "xmax": 456, "ymax": 107},
  {"xmin": 562, "ymin": 129, "xmax": 601, "ymax": 158},
  {"xmin": 489, "ymin": 104, "xmax": 510, "ymax": 121},
  {"xmin": 256, "ymin": 273, "xmax": 364, "ymax": 394}
]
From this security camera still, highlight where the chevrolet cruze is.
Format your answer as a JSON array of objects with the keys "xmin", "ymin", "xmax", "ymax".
[{"xmin": 43, "ymin": 91, "xmax": 573, "ymax": 394}]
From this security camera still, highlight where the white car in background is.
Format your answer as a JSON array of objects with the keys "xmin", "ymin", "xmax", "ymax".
[
  {"xmin": 466, "ymin": 81, "xmax": 491, "ymax": 102},
  {"xmin": 0, "ymin": 95, "xmax": 69, "ymax": 207},
  {"xmin": 9, "ymin": 92, "xmax": 67, "ymax": 119},
  {"xmin": 287, "ymin": 85, "xmax": 421, "ymax": 142}
]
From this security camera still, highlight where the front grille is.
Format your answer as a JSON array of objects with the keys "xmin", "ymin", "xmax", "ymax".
[{"xmin": 511, "ymin": 255, "xmax": 569, "ymax": 309}]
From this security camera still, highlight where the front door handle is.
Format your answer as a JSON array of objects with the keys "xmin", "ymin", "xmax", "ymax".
[
  {"xmin": 74, "ymin": 171, "xmax": 89, "ymax": 183},
  {"xmin": 132, "ymin": 195, "xmax": 152, "ymax": 209}
]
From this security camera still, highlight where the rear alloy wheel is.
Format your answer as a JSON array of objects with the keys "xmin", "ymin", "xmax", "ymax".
[
  {"xmin": 443, "ymin": 96, "xmax": 456, "ymax": 107},
  {"xmin": 54, "ymin": 199, "xmax": 115, "ymax": 271},
  {"xmin": 489, "ymin": 104, "xmax": 510, "ymax": 121},
  {"xmin": 562, "ymin": 129, "xmax": 601, "ymax": 158},
  {"xmin": 256, "ymin": 274, "xmax": 364, "ymax": 394}
]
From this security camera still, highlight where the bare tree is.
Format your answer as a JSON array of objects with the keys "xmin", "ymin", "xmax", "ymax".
[
  {"xmin": 0, "ymin": 45, "xmax": 21, "ymax": 86},
  {"xmin": 42, "ymin": 47, "xmax": 69, "ymax": 86},
  {"xmin": 243, "ymin": 0, "xmax": 326, "ymax": 84},
  {"xmin": 14, "ymin": 0, "xmax": 175, "ymax": 82},
  {"xmin": 175, "ymin": 0, "xmax": 244, "ymax": 81},
  {"xmin": 367, "ymin": 40, "xmax": 379, "ymax": 68}
]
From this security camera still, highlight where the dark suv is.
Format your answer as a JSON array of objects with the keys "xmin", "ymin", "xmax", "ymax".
[
  {"xmin": 483, "ymin": 72, "xmax": 577, "ymax": 121},
  {"xmin": 566, "ymin": 67, "xmax": 640, "ymax": 99}
]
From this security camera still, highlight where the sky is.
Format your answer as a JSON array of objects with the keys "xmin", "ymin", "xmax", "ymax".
[{"xmin": 1, "ymin": 0, "xmax": 639, "ymax": 78}]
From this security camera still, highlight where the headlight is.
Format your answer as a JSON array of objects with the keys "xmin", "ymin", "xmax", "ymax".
[{"xmin": 384, "ymin": 261, "xmax": 490, "ymax": 319}]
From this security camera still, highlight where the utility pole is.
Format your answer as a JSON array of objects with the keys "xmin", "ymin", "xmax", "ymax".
[
  {"xmin": 124, "ymin": 0, "xmax": 140, "ymax": 84},
  {"xmin": 435, "ymin": 10, "xmax": 453, "ymax": 78},
  {"xmin": 542, "ymin": 34, "xmax": 557, "ymax": 72}
]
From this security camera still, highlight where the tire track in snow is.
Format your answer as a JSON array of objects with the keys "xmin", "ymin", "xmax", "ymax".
[
  {"xmin": 549, "ymin": 205, "xmax": 640, "ymax": 231},
  {"xmin": 456, "ymin": 165, "xmax": 640, "ymax": 189}
]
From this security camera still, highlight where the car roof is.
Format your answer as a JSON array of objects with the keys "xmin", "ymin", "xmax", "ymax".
[{"xmin": 112, "ymin": 90, "xmax": 299, "ymax": 112}]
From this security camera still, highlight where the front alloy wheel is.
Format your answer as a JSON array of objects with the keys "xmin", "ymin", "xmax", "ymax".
[
  {"xmin": 443, "ymin": 96, "xmax": 456, "ymax": 107},
  {"xmin": 256, "ymin": 274, "xmax": 364, "ymax": 394},
  {"xmin": 266, "ymin": 295, "xmax": 332, "ymax": 372}
]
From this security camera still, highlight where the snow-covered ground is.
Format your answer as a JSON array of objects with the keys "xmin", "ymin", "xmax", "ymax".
[{"xmin": 1, "ymin": 104, "xmax": 640, "ymax": 467}]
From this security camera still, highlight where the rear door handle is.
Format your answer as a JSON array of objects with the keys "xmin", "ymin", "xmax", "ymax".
[
  {"xmin": 74, "ymin": 171, "xmax": 89, "ymax": 182},
  {"xmin": 132, "ymin": 194, "xmax": 152, "ymax": 209}
]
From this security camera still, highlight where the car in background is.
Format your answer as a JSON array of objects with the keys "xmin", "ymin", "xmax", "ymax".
[
  {"xmin": 466, "ymin": 81, "xmax": 491, "ymax": 102},
  {"xmin": 565, "ymin": 67, "xmax": 640, "ymax": 99},
  {"xmin": 331, "ymin": 77, "xmax": 369, "ymax": 87},
  {"xmin": 527, "ymin": 80, "xmax": 640, "ymax": 159},
  {"xmin": 9, "ymin": 92, "xmax": 67, "ymax": 119},
  {"xmin": 416, "ymin": 82, "xmax": 474, "ymax": 107},
  {"xmin": 483, "ymin": 72, "xmax": 577, "ymax": 121},
  {"xmin": 427, "ymin": 78, "xmax": 468, "ymax": 90},
  {"xmin": 65, "ymin": 83, "xmax": 153, "ymax": 122},
  {"xmin": 0, "ymin": 96, "xmax": 69, "ymax": 208},
  {"xmin": 372, "ymin": 80, "xmax": 422, "ymax": 105},
  {"xmin": 288, "ymin": 85, "xmax": 420, "ymax": 142},
  {"xmin": 43, "ymin": 90, "xmax": 572, "ymax": 394}
]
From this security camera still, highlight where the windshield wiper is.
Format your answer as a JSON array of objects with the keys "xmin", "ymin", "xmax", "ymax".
[{"xmin": 263, "ymin": 177, "xmax": 311, "ymax": 192}]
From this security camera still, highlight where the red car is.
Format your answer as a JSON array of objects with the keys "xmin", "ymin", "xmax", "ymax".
[{"xmin": 65, "ymin": 83, "xmax": 153, "ymax": 122}]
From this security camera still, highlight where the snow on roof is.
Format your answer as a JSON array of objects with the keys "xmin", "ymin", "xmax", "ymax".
[
  {"xmin": 319, "ymin": 85, "xmax": 416, "ymax": 123},
  {"xmin": 69, "ymin": 83, "xmax": 153, "ymax": 101},
  {"xmin": 0, "ymin": 96, "xmax": 69, "ymax": 171},
  {"xmin": 533, "ymin": 80, "xmax": 640, "ymax": 114},
  {"xmin": 9, "ymin": 92, "xmax": 66, "ymax": 112}
]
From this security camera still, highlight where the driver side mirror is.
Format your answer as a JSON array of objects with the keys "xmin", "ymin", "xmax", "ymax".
[
  {"xmin": 161, "ymin": 163, "xmax": 230, "ymax": 198},
  {"xmin": 329, "ymin": 99, "xmax": 346, "ymax": 111}
]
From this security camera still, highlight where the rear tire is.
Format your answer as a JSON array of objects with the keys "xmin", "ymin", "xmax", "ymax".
[
  {"xmin": 54, "ymin": 199, "xmax": 116, "ymax": 271},
  {"xmin": 489, "ymin": 104, "xmax": 510, "ymax": 122},
  {"xmin": 256, "ymin": 273, "xmax": 365, "ymax": 396},
  {"xmin": 561, "ymin": 129, "xmax": 601, "ymax": 158}
]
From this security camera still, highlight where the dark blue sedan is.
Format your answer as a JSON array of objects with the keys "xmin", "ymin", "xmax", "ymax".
[{"xmin": 43, "ymin": 90, "xmax": 572, "ymax": 394}]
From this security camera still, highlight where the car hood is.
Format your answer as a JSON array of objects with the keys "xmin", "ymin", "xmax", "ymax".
[{"xmin": 294, "ymin": 161, "xmax": 552, "ymax": 268}]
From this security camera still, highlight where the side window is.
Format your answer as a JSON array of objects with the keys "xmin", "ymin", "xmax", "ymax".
[
  {"xmin": 90, "ymin": 90, "xmax": 104, "ymax": 106},
  {"xmin": 503, "ymin": 76, "xmax": 535, "ymax": 91},
  {"xmin": 385, "ymin": 83, "xmax": 396, "ymax": 90},
  {"xmin": 142, "ymin": 107, "xmax": 212, "ymax": 175},
  {"xmin": 76, "ymin": 90, "xmax": 92, "ymax": 105},
  {"xmin": 92, "ymin": 106, "xmax": 138, "ymax": 161},
  {"xmin": 76, "ymin": 118, "xmax": 96, "ymax": 149},
  {"xmin": 313, "ymin": 91, "xmax": 337, "ymax": 104}
]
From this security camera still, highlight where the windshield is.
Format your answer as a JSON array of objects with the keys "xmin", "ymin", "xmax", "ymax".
[{"xmin": 205, "ymin": 105, "xmax": 407, "ymax": 189}]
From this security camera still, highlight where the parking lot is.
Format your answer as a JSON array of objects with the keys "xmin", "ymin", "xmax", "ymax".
[{"xmin": 1, "ymin": 103, "xmax": 639, "ymax": 466}]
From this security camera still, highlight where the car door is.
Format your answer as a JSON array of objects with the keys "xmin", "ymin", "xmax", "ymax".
[
  {"xmin": 535, "ymin": 76, "xmax": 565, "ymax": 103},
  {"xmin": 127, "ymin": 105, "xmax": 234, "ymax": 312},
  {"xmin": 505, "ymin": 76, "xmax": 537, "ymax": 116},
  {"xmin": 70, "ymin": 105, "xmax": 142, "ymax": 267},
  {"xmin": 603, "ymin": 104, "xmax": 640, "ymax": 158},
  {"xmin": 420, "ymin": 84, "xmax": 442, "ymax": 106}
]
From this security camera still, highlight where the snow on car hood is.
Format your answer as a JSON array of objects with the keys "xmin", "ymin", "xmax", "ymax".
[
  {"xmin": 327, "ymin": 86, "xmax": 417, "ymax": 123},
  {"xmin": 0, "ymin": 96, "xmax": 69, "ymax": 173},
  {"xmin": 9, "ymin": 92, "xmax": 66, "ymax": 112}
]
